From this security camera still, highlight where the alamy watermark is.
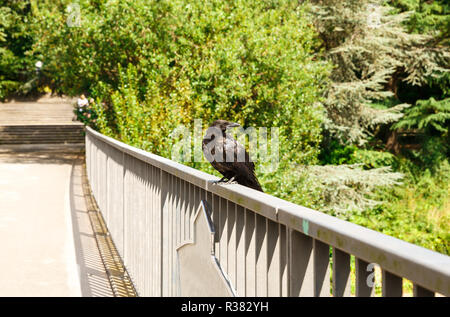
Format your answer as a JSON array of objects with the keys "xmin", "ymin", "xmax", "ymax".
[
  {"xmin": 66, "ymin": 3, "xmax": 81, "ymax": 27},
  {"xmin": 366, "ymin": 262, "xmax": 376, "ymax": 288},
  {"xmin": 367, "ymin": 3, "xmax": 382, "ymax": 29},
  {"xmin": 170, "ymin": 119, "xmax": 280, "ymax": 173}
]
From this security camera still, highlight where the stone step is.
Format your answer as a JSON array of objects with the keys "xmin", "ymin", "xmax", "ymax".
[
  {"xmin": 0, "ymin": 127, "xmax": 83, "ymax": 131},
  {"xmin": 0, "ymin": 133, "xmax": 84, "ymax": 137},
  {"xmin": 0, "ymin": 137, "xmax": 84, "ymax": 141},
  {"xmin": 0, "ymin": 98, "xmax": 85, "ymax": 145},
  {"xmin": 0, "ymin": 139, "xmax": 84, "ymax": 143},
  {"xmin": 0, "ymin": 101, "xmax": 79, "ymax": 125},
  {"xmin": 0, "ymin": 123, "xmax": 83, "ymax": 131},
  {"xmin": 0, "ymin": 124, "xmax": 85, "ymax": 145}
]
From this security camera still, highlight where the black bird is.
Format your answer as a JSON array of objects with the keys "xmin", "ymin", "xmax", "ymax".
[{"xmin": 202, "ymin": 120, "xmax": 263, "ymax": 192}]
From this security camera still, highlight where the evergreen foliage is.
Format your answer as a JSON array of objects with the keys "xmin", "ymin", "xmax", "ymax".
[{"xmin": 311, "ymin": 0, "xmax": 448, "ymax": 145}]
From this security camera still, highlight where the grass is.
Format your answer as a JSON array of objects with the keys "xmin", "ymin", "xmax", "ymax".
[{"xmin": 349, "ymin": 164, "xmax": 450, "ymax": 256}]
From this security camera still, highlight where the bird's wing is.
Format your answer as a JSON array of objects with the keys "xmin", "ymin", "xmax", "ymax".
[
  {"xmin": 223, "ymin": 135, "xmax": 254, "ymax": 166},
  {"xmin": 223, "ymin": 137, "xmax": 262, "ymax": 190}
]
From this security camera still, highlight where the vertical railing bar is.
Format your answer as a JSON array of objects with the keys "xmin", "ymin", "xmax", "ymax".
[
  {"xmin": 382, "ymin": 270, "xmax": 403, "ymax": 297},
  {"xmin": 255, "ymin": 214, "xmax": 268, "ymax": 297},
  {"xmin": 148, "ymin": 164, "xmax": 153, "ymax": 296},
  {"xmin": 159, "ymin": 167, "xmax": 163, "ymax": 296},
  {"xmin": 186, "ymin": 181, "xmax": 191, "ymax": 241},
  {"xmin": 176, "ymin": 177, "xmax": 181, "ymax": 246},
  {"xmin": 181, "ymin": 180, "xmax": 186, "ymax": 243},
  {"xmin": 172, "ymin": 176, "xmax": 178, "ymax": 296},
  {"xmin": 147, "ymin": 163, "xmax": 152, "ymax": 296},
  {"xmin": 228, "ymin": 202, "xmax": 237, "ymax": 288},
  {"xmin": 244, "ymin": 209, "xmax": 256, "ymax": 297},
  {"xmin": 172, "ymin": 174, "xmax": 177, "ymax": 296},
  {"xmin": 332, "ymin": 247, "xmax": 351, "ymax": 297},
  {"xmin": 131, "ymin": 157, "xmax": 136, "ymax": 290},
  {"xmin": 279, "ymin": 224, "xmax": 288, "ymax": 297},
  {"xmin": 168, "ymin": 173, "xmax": 173, "ymax": 296},
  {"xmin": 213, "ymin": 194, "xmax": 220, "ymax": 259},
  {"xmin": 105, "ymin": 146, "xmax": 109, "ymax": 223},
  {"xmin": 164, "ymin": 171, "xmax": 171, "ymax": 296},
  {"xmin": 122, "ymin": 150, "xmax": 126, "ymax": 283},
  {"xmin": 289, "ymin": 229, "xmax": 314, "ymax": 296},
  {"xmin": 175, "ymin": 177, "xmax": 179, "ymax": 249},
  {"xmin": 153, "ymin": 165, "xmax": 158, "ymax": 296},
  {"xmin": 313, "ymin": 239, "xmax": 331, "ymax": 297},
  {"xmin": 219, "ymin": 198, "xmax": 228, "ymax": 273},
  {"xmin": 267, "ymin": 220, "xmax": 281, "ymax": 296},
  {"xmin": 355, "ymin": 258, "xmax": 374, "ymax": 297},
  {"xmin": 413, "ymin": 284, "xmax": 434, "ymax": 297},
  {"xmin": 236, "ymin": 205, "xmax": 246, "ymax": 296}
]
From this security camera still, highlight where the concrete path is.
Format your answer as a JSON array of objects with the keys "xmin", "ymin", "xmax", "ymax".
[
  {"xmin": 0, "ymin": 97, "xmax": 113, "ymax": 296},
  {"xmin": 0, "ymin": 147, "xmax": 113, "ymax": 297},
  {"xmin": 0, "ymin": 149, "xmax": 80, "ymax": 296}
]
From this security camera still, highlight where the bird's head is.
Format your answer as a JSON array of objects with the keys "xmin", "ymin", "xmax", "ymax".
[{"xmin": 210, "ymin": 120, "xmax": 240, "ymax": 132}]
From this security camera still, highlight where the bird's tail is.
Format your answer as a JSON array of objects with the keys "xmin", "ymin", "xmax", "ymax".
[{"xmin": 238, "ymin": 174, "xmax": 263, "ymax": 192}]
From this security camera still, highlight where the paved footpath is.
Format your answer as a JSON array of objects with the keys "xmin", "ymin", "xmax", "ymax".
[{"xmin": 0, "ymin": 97, "xmax": 113, "ymax": 297}]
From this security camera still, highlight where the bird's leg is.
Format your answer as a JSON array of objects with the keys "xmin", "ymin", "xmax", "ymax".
[
  {"xmin": 211, "ymin": 176, "xmax": 227, "ymax": 185},
  {"xmin": 224, "ymin": 176, "xmax": 238, "ymax": 185}
]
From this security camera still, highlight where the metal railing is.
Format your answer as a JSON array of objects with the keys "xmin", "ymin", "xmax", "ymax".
[{"xmin": 85, "ymin": 126, "xmax": 450, "ymax": 297}]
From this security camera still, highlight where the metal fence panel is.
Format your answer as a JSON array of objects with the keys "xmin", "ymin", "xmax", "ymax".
[{"xmin": 85, "ymin": 127, "xmax": 450, "ymax": 297}]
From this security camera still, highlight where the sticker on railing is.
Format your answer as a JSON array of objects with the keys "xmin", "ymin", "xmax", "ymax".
[{"xmin": 302, "ymin": 219, "xmax": 309, "ymax": 236}]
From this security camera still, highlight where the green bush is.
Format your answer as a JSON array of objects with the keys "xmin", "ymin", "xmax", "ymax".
[
  {"xmin": 0, "ymin": 1, "xmax": 36, "ymax": 99},
  {"xmin": 34, "ymin": 0, "xmax": 331, "ymax": 165},
  {"xmin": 351, "ymin": 159, "xmax": 450, "ymax": 255}
]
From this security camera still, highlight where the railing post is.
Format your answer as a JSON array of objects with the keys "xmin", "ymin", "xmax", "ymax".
[
  {"xmin": 332, "ymin": 248, "xmax": 351, "ymax": 297},
  {"xmin": 289, "ymin": 230, "xmax": 314, "ymax": 296},
  {"xmin": 382, "ymin": 270, "xmax": 402, "ymax": 297},
  {"xmin": 413, "ymin": 284, "xmax": 434, "ymax": 297},
  {"xmin": 355, "ymin": 258, "xmax": 374, "ymax": 297},
  {"xmin": 313, "ymin": 239, "xmax": 330, "ymax": 297},
  {"xmin": 245, "ymin": 210, "xmax": 256, "ymax": 297},
  {"xmin": 236, "ymin": 205, "xmax": 246, "ymax": 296},
  {"xmin": 267, "ymin": 221, "xmax": 281, "ymax": 296},
  {"xmin": 160, "ymin": 170, "xmax": 170, "ymax": 296},
  {"xmin": 255, "ymin": 214, "xmax": 268, "ymax": 296}
]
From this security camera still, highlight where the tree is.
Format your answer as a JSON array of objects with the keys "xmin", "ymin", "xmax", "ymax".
[
  {"xmin": 310, "ymin": 0, "xmax": 448, "ymax": 146},
  {"xmin": 0, "ymin": 0, "xmax": 36, "ymax": 99}
]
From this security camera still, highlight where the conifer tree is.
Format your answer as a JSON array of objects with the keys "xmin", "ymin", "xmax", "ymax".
[{"xmin": 311, "ymin": 0, "xmax": 449, "ymax": 145}]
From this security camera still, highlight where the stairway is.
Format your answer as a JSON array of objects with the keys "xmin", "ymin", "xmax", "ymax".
[
  {"xmin": 0, "ymin": 97, "xmax": 85, "ymax": 146},
  {"xmin": 0, "ymin": 124, "xmax": 84, "ymax": 145}
]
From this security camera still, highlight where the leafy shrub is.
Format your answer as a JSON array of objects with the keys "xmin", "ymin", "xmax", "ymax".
[
  {"xmin": 351, "ymin": 159, "xmax": 450, "ymax": 255},
  {"xmin": 34, "ymin": 0, "xmax": 331, "ymax": 166},
  {"xmin": 0, "ymin": 1, "xmax": 36, "ymax": 99}
]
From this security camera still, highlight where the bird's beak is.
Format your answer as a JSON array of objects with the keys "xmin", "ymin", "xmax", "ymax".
[{"xmin": 227, "ymin": 122, "xmax": 240, "ymax": 128}]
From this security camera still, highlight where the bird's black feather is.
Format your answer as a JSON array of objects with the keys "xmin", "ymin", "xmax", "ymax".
[{"xmin": 203, "ymin": 120, "xmax": 263, "ymax": 192}]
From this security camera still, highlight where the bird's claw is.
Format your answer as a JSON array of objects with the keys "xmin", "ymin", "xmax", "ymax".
[
  {"xmin": 211, "ymin": 177, "xmax": 237, "ymax": 185},
  {"xmin": 211, "ymin": 177, "xmax": 226, "ymax": 185}
]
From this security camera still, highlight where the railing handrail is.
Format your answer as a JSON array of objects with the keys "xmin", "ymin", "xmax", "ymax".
[{"xmin": 86, "ymin": 126, "xmax": 450, "ymax": 296}]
